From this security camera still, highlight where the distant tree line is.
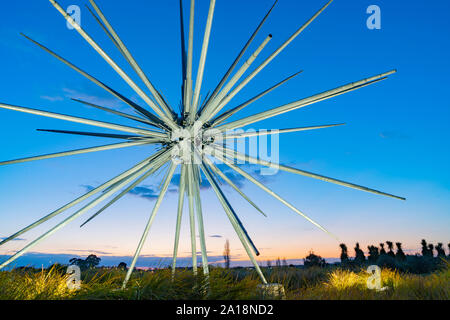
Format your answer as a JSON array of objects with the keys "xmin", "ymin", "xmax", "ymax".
[{"xmin": 338, "ymin": 239, "xmax": 449, "ymax": 274}]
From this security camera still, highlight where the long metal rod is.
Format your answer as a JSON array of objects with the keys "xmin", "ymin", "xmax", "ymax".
[
  {"xmin": 20, "ymin": 33, "xmax": 166, "ymax": 128},
  {"xmin": 71, "ymin": 98, "xmax": 156, "ymax": 126},
  {"xmin": 80, "ymin": 156, "xmax": 168, "ymax": 228},
  {"xmin": 88, "ymin": 0, "xmax": 175, "ymax": 120},
  {"xmin": 0, "ymin": 103, "xmax": 168, "ymax": 138},
  {"xmin": 201, "ymin": 34, "xmax": 273, "ymax": 122},
  {"xmin": 191, "ymin": 164, "xmax": 209, "ymax": 277},
  {"xmin": 199, "ymin": 160, "xmax": 267, "ymax": 284},
  {"xmin": 85, "ymin": 4, "xmax": 130, "ymax": 64},
  {"xmin": 49, "ymin": 0, "xmax": 178, "ymax": 130},
  {"xmin": 184, "ymin": 0, "xmax": 195, "ymax": 117},
  {"xmin": 204, "ymin": 0, "xmax": 279, "ymax": 109},
  {"xmin": 201, "ymin": 0, "xmax": 334, "ymax": 123},
  {"xmin": 172, "ymin": 165, "xmax": 186, "ymax": 277},
  {"xmin": 203, "ymin": 156, "xmax": 267, "ymax": 217},
  {"xmin": 215, "ymin": 124, "xmax": 345, "ymax": 140},
  {"xmin": 36, "ymin": 129, "xmax": 145, "ymax": 141},
  {"xmin": 0, "ymin": 150, "xmax": 166, "ymax": 248},
  {"xmin": 211, "ymin": 70, "xmax": 303, "ymax": 126},
  {"xmin": 122, "ymin": 160, "xmax": 177, "ymax": 288},
  {"xmin": 206, "ymin": 147, "xmax": 336, "ymax": 238},
  {"xmin": 189, "ymin": 0, "xmax": 216, "ymax": 122},
  {"xmin": 0, "ymin": 140, "xmax": 152, "ymax": 166},
  {"xmin": 213, "ymin": 145, "xmax": 406, "ymax": 201},
  {"xmin": 179, "ymin": 0, "xmax": 187, "ymax": 91},
  {"xmin": 0, "ymin": 152, "xmax": 170, "ymax": 270},
  {"xmin": 194, "ymin": 151, "xmax": 260, "ymax": 256},
  {"xmin": 185, "ymin": 162, "xmax": 198, "ymax": 275},
  {"xmin": 217, "ymin": 72, "xmax": 393, "ymax": 132}
]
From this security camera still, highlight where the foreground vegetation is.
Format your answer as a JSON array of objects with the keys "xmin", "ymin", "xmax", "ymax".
[{"xmin": 0, "ymin": 261, "xmax": 448, "ymax": 300}]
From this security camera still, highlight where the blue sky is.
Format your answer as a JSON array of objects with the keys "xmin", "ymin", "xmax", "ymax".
[{"xmin": 0, "ymin": 0, "xmax": 449, "ymax": 268}]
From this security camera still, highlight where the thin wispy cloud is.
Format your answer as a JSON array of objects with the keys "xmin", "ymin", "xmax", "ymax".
[
  {"xmin": 0, "ymin": 237, "xmax": 26, "ymax": 241},
  {"xmin": 380, "ymin": 131, "xmax": 410, "ymax": 140},
  {"xmin": 62, "ymin": 88, "xmax": 123, "ymax": 109},
  {"xmin": 40, "ymin": 95, "xmax": 64, "ymax": 102}
]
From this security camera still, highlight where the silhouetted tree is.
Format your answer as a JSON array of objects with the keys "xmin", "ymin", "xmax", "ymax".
[
  {"xmin": 354, "ymin": 243, "xmax": 366, "ymax": 265},
  {"xmin": 340, "ymin": 243, "xmax": 349, "ymax": 264},
  {"xmin": 276, "ymin": 258, "xmax": 281, "ymax": 268},
  {"xmin": 421, "ymin": 239, "xmax": 429, "ymax": 257},
  {"xmin": 386, "ymin": 241, "xmax": 395, "ymax": 258},
  {"xmin": 223, "ymin": 239, "xmax": 231, "ymax": 269},
  {"xmin": 85, "ymin": 255, "xmax": 101, "ymax": 269},
  {"xmin": 282, "ymin": 258, "xmax": 288, "ymax": 268},
  {"xmin": 118, "ymin": 262, "xmax": 127, "ymax": 270},
  {"xmin": 436, "ymin": 243, "xmax": 445, "ymax": 258},
  {"xmin": 368, "ymin": 245, "xmax": 379, "ymax": 263},
  {"xmin": 304, "ymin": 251, "xmax": 326, "ymax": 268},
  {"xmin": 379, "ymin": 243, "xmax": 387, "ymax": 256},
  {"xmin": 69, "ymin": 254, "xmax": 101, "ymax": 270},
  {"xmin": 428, "ymin": 244, "xmax": 434, "ymax": 258},
  {"xmin": 395, "ymin": 242, "xmax": 406, "ymax": 261},
  {"xmin": 266, "ymin": 260, "xmax": 272, "ymax": 268},
  {"xmin": 448, "ymin": 243, "xmax": 450, "ymax": 257}
]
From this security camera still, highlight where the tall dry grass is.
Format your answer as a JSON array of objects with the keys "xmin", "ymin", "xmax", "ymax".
[{"xmin": 0, "ymin": 263, "xmax": 448, "ymax": 300}]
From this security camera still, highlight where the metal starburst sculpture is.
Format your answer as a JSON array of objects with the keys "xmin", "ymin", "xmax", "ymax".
[{"xmin": 0, "ymin": 0, "xmax": 404, "ymax": 288}]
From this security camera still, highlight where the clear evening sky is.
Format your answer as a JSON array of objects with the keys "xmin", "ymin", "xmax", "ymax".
[{"xmin": 0, "ymin": 0, "xmax": 449, "ymax": 268}]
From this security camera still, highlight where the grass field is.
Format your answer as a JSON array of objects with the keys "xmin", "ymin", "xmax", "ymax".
[{"xmin": 0, "ymin": 262, "xmax": 448, "ymax": 300}]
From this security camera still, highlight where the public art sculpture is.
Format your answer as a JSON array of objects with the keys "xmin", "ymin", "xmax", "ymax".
[{"xmin": 0, "ymin": 0, "xmax": 404, "ymax": 288}]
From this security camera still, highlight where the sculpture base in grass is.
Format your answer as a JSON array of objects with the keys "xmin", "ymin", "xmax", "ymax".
[{"xmin": 257, "ymin": 283, "xmax": 286, "ymax": 300}]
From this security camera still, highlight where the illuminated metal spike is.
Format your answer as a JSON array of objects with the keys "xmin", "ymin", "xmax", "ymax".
[
  {"xmin": 211, "ymin": 70, "xmax": 303, "ymax": 126},
  {"xmin": 122, "ymin": 160, "xmax": 177, "ymax": 288},
  {"xmin": 0, "ymin": 149, "xmax": 172, "ymax": 271},
  {"xmin": 85, "ymin": 4, "xmax": 129, "ymax": 63},
  {"xmin": 0, "ymin": 102, "xmax": 167, "ymax": 138},
  {"xmin": 20, "ymin": 33, "xmax": 166, "ymax": 128},
  {"xmin": 191, "ymin": 164, "xmax": 209, "ymax": 277},
  {"xmin": 88, "ymin": 0, "xmax": 176, "ymax": 119},
  {"xmin": 184, "ymin": 0, "xmax": 195, "ymax": 117},
  {"xmin": 179, "ymin": 0, "xmax": 187, "ymax": 105},
  {"xmin": 0, "ymin": 150, "xmax": 165, "ymax": 248},
  {"xmin": 194, "ymin": 151, "xmax": 260, "ymax": 257},
  {"xmin": 203, "ymin": 156, "xmax": 267, "ymax": 217},
  {"xmin": 190, "ymin": 0, "xmax": 216, "ymax": 122},
  {"xmin": 204, "ymin": 0, "xmax": 279, "ymax": 109},
  {"xmin": 48, "ymin": 0, "xmax": 178, "ymax": 130},
  {"xmin": 205, "ymin": 146, "xmax": 336, "ymax": 239},
  {"xmin": 216, "ymin": 72, "xmax": 392, "ymax": 132},
  {"xmin": 199, "ymin": 159, "xmax": 267, "ymax": 284},
  {"xmin": 185, "ymin": 162, "xmax": 198, "ymax": 274},
  {"xmin": 201, "ymin": 34, "xmax": 273, "ymax": 121},
  {"xmin": 172, "ymin": 165, "xmax": 187, "ymax": 277},
  {"xmin": 212, "ymin": 144, "xmax": 406, "ymax": 201},
  {"xmin": 201, "ymin": 0, "xmax": 334, "ymax": 123},
  {"xmin": 0, "ymin": 140, "xmax": 152, "ymax": 167},
  {"xmin": 80, "ymin": 155, "xmax": 169, "ymax": 228}
]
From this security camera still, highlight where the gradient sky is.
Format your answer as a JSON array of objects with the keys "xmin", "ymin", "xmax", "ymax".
[{"xmin": 0, "ymin": 0, "xmax": 449, "ymax": 268}]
